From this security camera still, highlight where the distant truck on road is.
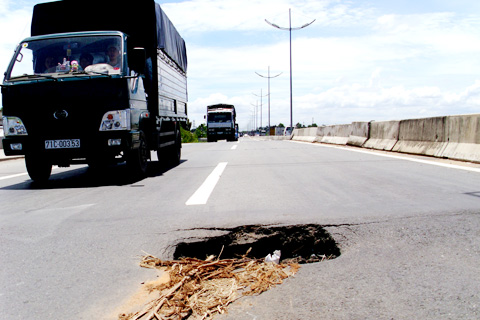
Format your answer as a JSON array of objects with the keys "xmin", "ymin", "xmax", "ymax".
[
  {"xmin": 205, "ymin": 104, "xmax": 238, "ymax": 142},
  {"xmin": 1, "ymin": 0, "xmax": 188, "ymax": 182}
]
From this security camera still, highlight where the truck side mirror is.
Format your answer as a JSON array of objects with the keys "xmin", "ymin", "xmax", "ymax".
[{"xmin": 130, "ymin": 47, "xmax": 146, "ymax": 75}]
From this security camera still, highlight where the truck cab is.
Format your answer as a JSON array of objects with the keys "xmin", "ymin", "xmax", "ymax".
[{"xmin": 2, "ymin": 31, "xmax": 150, "ymax": 180}]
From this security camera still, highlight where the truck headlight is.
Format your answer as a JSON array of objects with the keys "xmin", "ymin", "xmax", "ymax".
[
  {"xmin": 3, "ymin": 116, "xmax": 28, "ymax": 136},
  {"xmin": 99, "ymin": 109, "xmax": 131, "ymax": 131}
]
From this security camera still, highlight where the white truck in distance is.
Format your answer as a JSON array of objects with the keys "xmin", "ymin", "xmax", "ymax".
[{"xmin": 205, "ymin": 104, "xmax": 238, "ymax": 142}]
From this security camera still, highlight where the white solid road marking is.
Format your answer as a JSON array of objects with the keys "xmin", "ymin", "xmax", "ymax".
[
  {"xmin": 0, "ymin": 166, "xmax": 60, "ymax": 181},
  {"xmin": 292, "ymin": 141, "xmax": 480, "ymax": 173},
  {"xmin": 231, "ymin": 145, "xmax": 238, "ymax": 150},
  {"xmin": 186, "ymin": 162, "xmax": 228, "ymax": 205},
  {"xmin": 0, "ymin": 172, "xmax": 29, "ymax": 181}
]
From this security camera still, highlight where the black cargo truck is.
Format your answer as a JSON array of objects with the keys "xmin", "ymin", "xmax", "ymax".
[{"xmin": 1, "ymin": 0, "xmax": 188, "ymax": 181}]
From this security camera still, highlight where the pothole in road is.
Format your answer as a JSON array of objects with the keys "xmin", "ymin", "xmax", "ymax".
[
  {"xmin": 115, "ymin": 225, "xmax": 340, "ymax": 319},
  {"xmin": 173, "ymin": 224, "xmax": 341, "ymax": 263}
]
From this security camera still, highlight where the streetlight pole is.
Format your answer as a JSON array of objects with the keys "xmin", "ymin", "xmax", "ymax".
[
  {"xmin": 265, "ymin": 9, "xmax": 315, "ymax": 130},
  {"xmin": 255, "ymin": 66, "xmax": 282, "ymax": 131},
  {"xmin": 250, "ymin": 101, "xmax": 259, "ymax": 131},
  {"xmin": 253, "ymin": 89, "xmax": 268, "ymax": 130}
]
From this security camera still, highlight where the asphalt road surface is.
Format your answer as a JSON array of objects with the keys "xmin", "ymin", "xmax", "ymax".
[{"xmin": 1, "ymin": 138, "xmax": 479, "ymax": 319}]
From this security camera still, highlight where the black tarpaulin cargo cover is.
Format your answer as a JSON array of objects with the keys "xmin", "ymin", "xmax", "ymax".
[{"xmin": 31, "ymin": 0, "xmax": 187, "ymax": 73}]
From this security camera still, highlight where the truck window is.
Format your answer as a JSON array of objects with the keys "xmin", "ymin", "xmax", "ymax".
[
  {"xmin": 9, "ymin": 43, "xmax": 35, "ymax": 78},
  {"xmin": 208, "ymin": 113, "xmax": 232, "ymax": 123},
  {"xmin": 6, "ymin": 35, "xmax": 123, "ymax": 80}
]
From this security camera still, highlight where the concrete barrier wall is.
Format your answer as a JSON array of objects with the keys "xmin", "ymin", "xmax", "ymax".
[
  {"xmin": 346, "ymin": 122, "xmax": 369, "ymax": 147},
  {"xmin": 292, "ymin": 127, "xmax": 317, "ymax": 142},
  {"xmin": 318, "ymin": 124, "xmax": 350, "ymax": 145},
  {"xmin": 363, "ymin": 120, "xmax": 400, "ymax": 151},
  {"xmin": 392, "ymin": 116, "xmax": 448, "ymax": 157},
  {"xmin": 253, "ymin": 135, "xmax": 291, "ymax": 141},
  {"xmin": 289, "ymin": 113, "xmax": 480, "ymax": 163},
  {"xmin": 441, "ymin": 114, "xmax": 480, "ymax": 162},
  {"xmin": 316, "ymin": 122, "xmax": 369, "ymax": 146},
  {"xmin": 293, "ymin": 122, "xmax": 369, "ymax": 146}
]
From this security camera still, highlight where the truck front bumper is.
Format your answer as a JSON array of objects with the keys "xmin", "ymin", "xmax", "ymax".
[{"xmin": 2, "ymin": 131, "xmax": 139, "ymax": 164}]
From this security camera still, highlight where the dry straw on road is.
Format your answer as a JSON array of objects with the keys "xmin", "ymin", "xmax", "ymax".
[{"xmin": 119, "ymin": 250, "xmax": 300, "ymax": 320}]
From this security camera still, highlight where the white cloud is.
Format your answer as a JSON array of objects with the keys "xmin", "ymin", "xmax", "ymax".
[
  {"xmin": 161, "ymin": 0, "xmax": 370, "ymax": 34},
  {"xmin": 293, "ymin": 78, "xmax": 480, "ymax": 125},
  {"xmin": 0, "ymin": 1, "xmax": 31, "ymax": 81},
  {"xmin": 374, "ymin": 12, "xmax": 480, "ymax": 55}
]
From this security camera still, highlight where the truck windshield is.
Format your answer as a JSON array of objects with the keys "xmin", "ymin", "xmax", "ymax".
[
  {"xmin": 7, "ymin": 35, "xmax": 123, "ymax": 80},
  {"xmin": 208, "ymin": 113, "xmax": 232, "ymax": 123}
]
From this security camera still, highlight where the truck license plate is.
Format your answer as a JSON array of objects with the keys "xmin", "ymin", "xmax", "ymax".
[{"xmin": 45, "ymin": 139, "xmax": 80, "ymax": 149}]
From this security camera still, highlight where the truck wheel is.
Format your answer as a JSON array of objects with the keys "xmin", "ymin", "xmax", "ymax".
[
  {"xmin": 171, "ymin": 128, "xmax": 181, "ymax": 165},
  {"xmin": 126, "ymin": 132, "xmax": 148, "ymax": 177},
  {"xmin": 25, "ymin": 155, "xmax": 52, "ymax": 182},
  {"xmin": 158, "ymin": 128, "xmax": 181, "ymax": 166}
]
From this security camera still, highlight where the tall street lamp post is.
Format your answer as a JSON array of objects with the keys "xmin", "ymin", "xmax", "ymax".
[
  {"xmin": 255, "ymin": 66, "xmax": 282, "ymax": 130},
  {"xmin": 253, "ymin": 89, "xmax": 268, "ymax": 130},
  {"xmin": 266, "ymin": 9, "xmax": 315, "ymax": 130}
]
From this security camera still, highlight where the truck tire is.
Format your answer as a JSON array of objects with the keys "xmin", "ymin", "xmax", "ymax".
[
  {"xmin": 170, "ymin": 128, "xmax": 181, "ymax": 166},
  {"xmin": 25, "ymin": 155, "xmax": 52, "ymax": 182},
  {"xmin": 158, "ymin": 127, "xmax": 181, "ymax": 166},
  {"xmin": 126, "ymin": 132, "xmax": 148, "ymax": 177}
]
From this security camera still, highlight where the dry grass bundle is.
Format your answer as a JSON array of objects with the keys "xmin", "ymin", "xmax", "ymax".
[{"xmin": 120, "ymin": 251, "xmax": 300, "ymax": 320}]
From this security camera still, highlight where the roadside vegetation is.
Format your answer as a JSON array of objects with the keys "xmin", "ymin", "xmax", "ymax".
[{"xmin": 181, "ymin": 124, "xmax": 207, "ymax": 143}]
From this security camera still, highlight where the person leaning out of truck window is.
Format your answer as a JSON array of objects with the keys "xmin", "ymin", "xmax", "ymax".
[
  {"xmin": 107, "ymin": 45, "xmax": 121, "ymax": 69},
  {"xmin": 79, "ymin": 53, "xmax": 94, "ymax": 70}
]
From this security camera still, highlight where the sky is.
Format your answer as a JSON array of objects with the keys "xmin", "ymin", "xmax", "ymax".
[{"xmin": 1, "ymin": 0, "xmax": 480, "ymax": 131}]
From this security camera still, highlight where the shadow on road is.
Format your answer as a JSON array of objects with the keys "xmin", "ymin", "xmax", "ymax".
[{"xmin": 0, "ymin": 160, "xmax": 187, "ymax": 190}]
